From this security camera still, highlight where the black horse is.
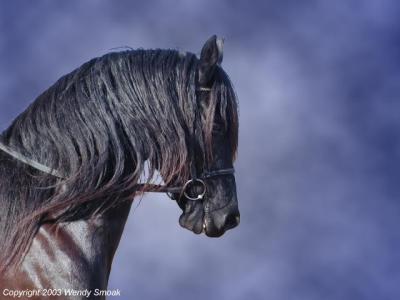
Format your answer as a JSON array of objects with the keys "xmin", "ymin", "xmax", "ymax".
[{"xmin": 0, "ymin": 36, "xmax": 239, "ymax": 298}]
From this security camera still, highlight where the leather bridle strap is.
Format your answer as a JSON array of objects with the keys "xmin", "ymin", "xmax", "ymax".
[
  {"xmin": 0, "ymin": 140, "xmax": 234, "ymax": 197},
  {"xmin": 135, "ymin": 167, "xmax": 235, "ymax": 194}
]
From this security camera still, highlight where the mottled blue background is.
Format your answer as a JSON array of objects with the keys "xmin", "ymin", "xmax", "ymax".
[{"xmin": 1, "ymin": 1, "xmax": 400, "ymax": 299}]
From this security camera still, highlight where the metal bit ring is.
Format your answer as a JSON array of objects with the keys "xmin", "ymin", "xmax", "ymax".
[{"xmin": 182, "ymin": 178, "xmax": 206, "ymax": 201}]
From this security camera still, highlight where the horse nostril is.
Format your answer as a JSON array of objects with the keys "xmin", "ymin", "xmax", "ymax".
[
  {"xmin": 225, "ymin": 213, "xmax": 240, "ymax": 229},
  {"xmin": 235, "ymin": 215, "xmax": 240, "ymax": 225}
]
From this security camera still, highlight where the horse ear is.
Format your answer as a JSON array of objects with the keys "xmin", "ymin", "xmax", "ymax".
[{"xmin": 198, "ymin": 35, "xmax": 224, "ymax": 87}]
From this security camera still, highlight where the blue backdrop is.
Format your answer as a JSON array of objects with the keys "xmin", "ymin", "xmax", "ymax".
[{"xmin": 1, "ymin": 1, "xmax": 399, "ymax": 299}]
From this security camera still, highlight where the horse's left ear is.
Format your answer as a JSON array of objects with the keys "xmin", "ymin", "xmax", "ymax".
[{"xmin": 198, "ymin": 35, "xmax": 224, "ymax": 87}]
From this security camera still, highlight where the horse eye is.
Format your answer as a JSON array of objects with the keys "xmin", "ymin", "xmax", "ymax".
[{"xmin": 213, "ymin": 122, "xmax": 225, "ymax": 134}]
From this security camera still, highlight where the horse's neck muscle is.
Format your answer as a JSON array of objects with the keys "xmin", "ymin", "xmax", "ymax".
[{"xmin": 0, "ymin": 200, "xmax": 132, "ymax": 294}]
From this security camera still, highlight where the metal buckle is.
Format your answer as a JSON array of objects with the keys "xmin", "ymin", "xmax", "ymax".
[{"xmin": 182, "ymin": 178, "xmax": 206, "ymax": 201}]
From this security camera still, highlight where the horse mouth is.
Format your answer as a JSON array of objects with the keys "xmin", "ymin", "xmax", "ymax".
[
  {"xmin": 179, "ymin": 199, "xmax": 240, "ymax": 237},
  {"xmin": 201, "ymin": 214, "xmax": 240, "ymax": 237}
]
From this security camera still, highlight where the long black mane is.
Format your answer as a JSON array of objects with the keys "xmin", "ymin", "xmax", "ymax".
[{"xmin": 0, "ymin": 49, "xmax": 238, "ymax": 271}]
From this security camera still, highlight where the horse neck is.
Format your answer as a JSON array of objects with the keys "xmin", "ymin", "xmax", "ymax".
[{"xmin": 1, "ymin": 198, "xmax": 133, "ymax": 290}]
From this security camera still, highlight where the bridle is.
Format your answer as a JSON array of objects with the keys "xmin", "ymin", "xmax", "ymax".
[
  {"xmin": 153, "ymin": 86, "xmax": 235, "ymax": 202},
  {"xmin": 0, "ymin": 88, "xmax": 235, "ymax": 203}
]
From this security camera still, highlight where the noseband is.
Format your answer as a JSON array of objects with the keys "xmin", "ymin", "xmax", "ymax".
[
  {"xmin": 0, "ymin": 88, "xmax": 235, "ymax": 202},
  {"xmin": 141, "ymin": 167, "xmax": 235, "ymax": 201},
  {"xmin": 182, "ymin": 167, "xmax": 236, "ymax": 201}
]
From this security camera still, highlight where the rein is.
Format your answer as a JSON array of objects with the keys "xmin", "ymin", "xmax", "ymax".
[
  {"xmin": 0, "ymin": 142, "xmax": 65, "ymax": 178},
  {"xmin": 0, "ymin": 138, "xmax": 233, "ymax": 200}
]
